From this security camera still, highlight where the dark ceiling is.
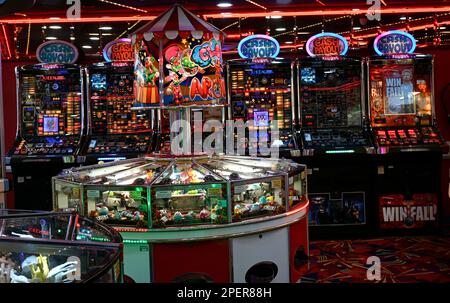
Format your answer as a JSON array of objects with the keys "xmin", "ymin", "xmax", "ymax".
[{"xmin": 1, "ymin": 0, "xmax": 450, "ymax": 60}]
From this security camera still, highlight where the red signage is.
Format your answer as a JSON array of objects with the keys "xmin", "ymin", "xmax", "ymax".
[
  {"xmin": 103, "ymin": 38, "xmax": 134, "ymax": 62},
  {"xmin": 305, "ymin": 32, "xmax": 348, "ymax": 57},
  {"xmin": 379, "ymin": 194, "xmax": 438, "ymax": 229}
]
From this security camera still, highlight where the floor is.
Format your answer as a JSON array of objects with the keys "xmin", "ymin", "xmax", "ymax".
[{"xmin": 298, "ymin": 235, "xmax": 450, "ymax": 283}]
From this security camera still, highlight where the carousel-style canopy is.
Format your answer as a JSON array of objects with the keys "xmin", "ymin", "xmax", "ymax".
[{"xmin": 130, "ymin": 3, "xmax": 224, "ymax": 43}]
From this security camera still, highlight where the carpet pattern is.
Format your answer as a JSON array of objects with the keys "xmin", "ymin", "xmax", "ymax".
[{"xmin": 298, "ymin": 236, "xmax": 450, "ymax": 283}]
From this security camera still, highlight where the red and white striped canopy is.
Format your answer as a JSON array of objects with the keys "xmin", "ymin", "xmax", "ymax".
[{"xmin": 131, "ymin": 4, "xmax": 224, "ymax": 43}]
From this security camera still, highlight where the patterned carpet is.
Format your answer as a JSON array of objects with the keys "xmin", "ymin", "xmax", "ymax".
[{"xmin": 298, "ymin": 236, "xmax": 450, "ymax": 283}]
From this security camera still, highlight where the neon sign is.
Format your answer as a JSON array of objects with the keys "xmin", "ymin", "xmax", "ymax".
[
  {"xmin": 103, "ymin": 38, "xmax": 134, "ymax": 62},
  {"xmin": 305, "ymin": 32, "xmax": 348, "ymax": 57},
  {"xmin": 238, "ymin": 34, "xmax": 280, "ymax": 60},
  {"xmin": 374, "ymin": 30, "xmax": 416, "ymax": 56},
  {"xmin": 36, "ymin": 40, "xmax": 79, "ymax": 64}
]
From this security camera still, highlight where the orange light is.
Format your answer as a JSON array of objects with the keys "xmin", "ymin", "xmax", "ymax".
[{"xmin": 1, "ymin": 24, "xmax": 11, "ymax": 59}]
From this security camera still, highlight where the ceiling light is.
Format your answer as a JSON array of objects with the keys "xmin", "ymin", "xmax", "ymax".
[
  {"xmin": 353, "ymin": 26, "xmax": 361, "ymax": 30},
  {"xmin": 49, "ymin": 25, "xmax": 62, "ymax": 29},
  {"xmin": 49, "ymin": 17, "xmax": 60, "ymax": 20},
  {"xmin": 99, "ymin": 26, "xmax": 112, "ymax": 30},
  {"xmin": 90, "ymin": 37, "xmax": 100, "ymax": 40},
  {"xmin": 298, "ymin": 47, "xmax": 303, "ymax": 50},
  {"xmin": 89, "ymin": 33, "xmax": 100, "ymax": 36},
  {"xmin": 45, "ymin": 37, "xmax": 58, "ymax": 40},
  {"xmin": 352, "ymin": 8, "xmax": 360, "ymax": 11},
  {"xmin": 400, "ymin": 16, "xmax": 407, "ymax": 20},
  {"xmin": 275, "ymin": 27, "xmax": 286, "ymax": 31},
  {"xmin": 82, "ymin": 45, "xmax": 92, "ymax": 49},
  {"xmin": 285, "ymin": 41, "xmax": 293, "ymax": 44},
  {"xmin": 70, "ymin": 37, "xmax": 75, "ymax": 40},
  {"xmin": 102, "ymin": 33, "xmax": 113, "ymax": 36},
  {"xmin": 41, "ymin": 26, "xmax": 47, "ymax": 29},
  {"xmin": 440, "ymin": 26, "xmax": 447, "ymax": 30},
  {"xmin": 217, "ymin": 2, "xmax": 232, "ymax": 7},
  {"xmin": 271, "ymin": 15, "xmax": 282, "ymax": 19},
  {"xmin": 297, "ymin": 31, "xmax": 310, "ymax": 34},
  {"xmin": 70, "ymin": 26, "xmax": 74, "ymax": 29}
]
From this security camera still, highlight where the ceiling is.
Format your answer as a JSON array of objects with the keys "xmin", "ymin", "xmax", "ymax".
[{"xmin": 1, "ymin": 0, "xmax": 450, "ymax": 60}]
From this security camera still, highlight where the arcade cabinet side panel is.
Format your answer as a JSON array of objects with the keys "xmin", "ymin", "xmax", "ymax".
[{"xmin": 152, "ymin": 240, "xmax": 230, "ymax": 283}]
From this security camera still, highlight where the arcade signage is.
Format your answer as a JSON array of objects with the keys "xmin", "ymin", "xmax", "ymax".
[
  {"xmin": 374, "ymin": 30, "xmax": 416, "ymax": 56},
  {"xmin": 379, "ymin": 194, "xmax": 438, "ymax": 229},
  {"xmin": 238, "ymin": 34, "xmax": 280, "ymax": 60},
  {"xmin": 103, "ymin": 38, "xmax": 134, "ymax": 62},
  {"xmin": 305, "ymin": 32, "xmax": 348, "ymax": 57},
  {"xmin": 36, "ymin": 40, "xmax": 78, "ymax": 64}
]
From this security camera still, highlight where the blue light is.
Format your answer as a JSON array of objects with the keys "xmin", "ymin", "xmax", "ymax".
[
  {"xmin": 238, "ymin": 34, "xmax": 280, "ymax": 59},
  {"xmin": 305, "ymin": 32, "xmax": 349, "ymax": 57},
  {"xmin": 373, "ymin": 30, "xmax": 416, "ymax": 56}
]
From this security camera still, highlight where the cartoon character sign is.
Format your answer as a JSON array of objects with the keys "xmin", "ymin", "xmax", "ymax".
[{"xmin": 162, "ymin": 38, "xmax": 225, "ymax": 106}]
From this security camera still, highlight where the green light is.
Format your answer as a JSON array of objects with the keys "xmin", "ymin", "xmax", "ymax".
[
  {"xmin": 211, "ymin": 184, "xmax": 221, "ymax": 188},
  {"xmin": 135, "ymin": 187, "xmax": 144, "ymax": 192},
  {"xmin": 325, "ymin": 150, "xmax": 355, "ymax": 154},
  {"xmin": 91, "ymin": 236, "xmax": 111, "ymax": 242},
  {"xmin": 123, "ymin": 239, "xmax": 147, "ymax": 244}
]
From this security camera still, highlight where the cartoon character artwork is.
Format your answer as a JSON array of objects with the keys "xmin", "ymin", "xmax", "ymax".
[
  {"xmin": 134, "ymin": 40, "xmax": 160, "ymax": 104},
  {"xmin": 164, "ymin": 44, "xmax": 202, "ymax": 105}
]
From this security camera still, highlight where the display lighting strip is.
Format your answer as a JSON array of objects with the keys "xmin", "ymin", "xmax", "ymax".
[
  {"xmin": 115, "ymin": 20, "xmax": 141, "ymax": 40},
  {"xmin": 221, "ymin": 17, "xmax": 248, "ymax": 32},
  {"xmin": 115, "ymin": 227, "xmax": 149, "ymax": 233},
  {"xmin": 244, "ymin": 0, "xmax": 267, "ymax": 10},
  {"xmin": 123, "ymin": 239, "xmax": 148, "ymax": 244},
  {"xmin": 25, "ymin": 22, "xmax": 31, "ymax": 56},
  {"xmin": 325, "ymin": 150, "xmax": 355, "ymax": 154},
  {"xmin": 1, "ymin": 24, "xmax": 11, "ymax": 59},
  {"xmin": 97, "ymin": 0, "xmax": 148, "ymax": 13},
  {"xmin": 203, "ymin": 7, "xmax": 450, "ymax": 19}
]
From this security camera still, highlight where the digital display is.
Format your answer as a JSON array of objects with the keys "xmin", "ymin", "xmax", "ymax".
[
  {"xmin": 254, "ymin": 111, "xmax": 269, "ymax": 127},
  {"xmin": 301, "ymin": 67, "xmax": 316, "ymax": 84},
  {"xmin": 43, "ymin": 116, "xmax": 59, "ymax": 133},
  {"xmin": 385, "ymin": 67, "xmax": 415, "ymax": 115}
]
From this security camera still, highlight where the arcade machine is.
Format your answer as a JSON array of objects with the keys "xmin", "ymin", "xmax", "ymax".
[
  {"xmin": 368, "ymin": 30, "xmax": 448, "ymax": 232},
  {"xmin": 227, "ymin": 35, "xmax": 300, "ymax": 158},
  {"xmin": 297, "ymin": 33, "xmax": 375, "ymax": 237},
  {"xmin": 82, "ymin": 39, "xmax": 154, "ymax": 164},
  {"xmin": 6, "ymin": 40, "xmax": 84, "ymax": 211}
]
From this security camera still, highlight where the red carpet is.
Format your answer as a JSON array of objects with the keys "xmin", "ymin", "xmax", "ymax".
[{"xmin": 298, "ymin": 236, "xmax": 450, "ymax": 283}]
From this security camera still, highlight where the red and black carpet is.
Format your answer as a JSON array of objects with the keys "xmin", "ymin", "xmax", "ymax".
[{"xmin": 298, "ymin": 236, "xmax": 450, "ymax": 283}]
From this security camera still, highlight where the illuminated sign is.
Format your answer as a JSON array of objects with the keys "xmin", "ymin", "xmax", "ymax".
[
  {"xmin": 238, "ymin": 34, "xmax": 280, "ymax": 60},
  {"xmin": 36, "ymin": 40, "xmax": 79, "ymax": 64},
  {"xmin": 306, "ymin": 32, "xmax": 348, "ymax": 57},
  {"xmin": 103, "ymin": 38, "xmax": 134, "ymax": 62},
  {"xmin": 374, "ymin": 30, "xmax": 416, "ymax": 56}
]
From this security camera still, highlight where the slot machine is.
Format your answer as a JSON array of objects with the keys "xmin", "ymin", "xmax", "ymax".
[
  {"xmin": 297, "ymin": 33, "xmax": 375, "ymax": 237},
  {"xmin": 6, "ymin": 63, "xmax": 84, "ymax": 211},
  {"xmin": 368, "ymin": 31, "xmax": 448, "ymax": 231},
  {"xmin": 82, "ymin": 39, "xmax": 154, "ymax": 164},
  {"xmin": 227, "ymin": 35, "xmax": 300, "ymax": 158}
]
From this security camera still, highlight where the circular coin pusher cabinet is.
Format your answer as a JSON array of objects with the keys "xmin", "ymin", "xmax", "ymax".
[{"xmin": 53, "ymin": 3, "xmax": 310, "ymax": 283}]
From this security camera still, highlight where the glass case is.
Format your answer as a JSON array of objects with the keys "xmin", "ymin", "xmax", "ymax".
[
  {"xmin": 53, "ymin": 155, "xmax": 308, "ymax": 229},
  {"xmin": 0, "ymin": 210, "xmax": 122, "ymax": 283}
]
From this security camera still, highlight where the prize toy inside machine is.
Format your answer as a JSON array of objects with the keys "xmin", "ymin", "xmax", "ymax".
[
  {"xmin": 297, "ymin": 33, "xmax": 375, "ymax": 238},
  {"xmin": 368, "ymin": 30, "xmax": 448, "ymax": 233},
  {"xmin": 82, "ymin": 38, "xmax": 155, "ymax": 165},
  {"xmin": 52, "ymin": 4, "xmax": 309, "ymax": 283},
  {"xmin": 0, "ymin": 210, "xmax": 123, "ymax": 283},
  {"xmin": 6, "ymin": 40, "xmax": 84, "ymax": 211},
  {"xmin": 227, "ymin": 35, "xmax": 300, "ymax": 158}
]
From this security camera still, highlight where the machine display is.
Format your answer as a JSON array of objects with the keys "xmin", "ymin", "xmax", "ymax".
[
  {"xmin": 368, "ymin": 53, "xmax": 447, "ymax": 230},
  {"xmin": 298, "ymin": 57, "xmax": 372, "ymax": 154},
  {"xmin": 83, "ymin": 62, "xmax": 154, "ymax": 163},
  {"xmin": 228, "ymin": 59, "xmax": 299, "ymax": 157},
  {"xmin": 369, "ymin": 55, "xmax": 446, "ymax": 152},
  {"xmin": 0, "ymin": 210, "xmax": 123, "ymax": 283},
  {"xmin": 6, "ymin": 63, "xmax": 84, "ymax": 210},
  {"xmin": 53, "ymin": 155, "xmax": 307, "ymax": 228}
]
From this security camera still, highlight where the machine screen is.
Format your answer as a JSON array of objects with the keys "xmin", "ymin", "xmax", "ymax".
[
  {"xmin": 18, "ymin": 65, "xmax": 82, "ymax": 138},
  {"xmin": 43, "ymin": 116, "xmax": 59, "ymax": 133},
  {"xmin": 369, "ymin": 56, "xmax": 433, "ymax": 127},
  {"xmin": 299, "ymin": 58, "xmax": 362, "ymax": 129},
  {"xmin": 254, "ymin": 111, "xmax": 269, "ymax": 127},
  {"xmin": 89, "ymin": 64, "xmax": 151, "ymax": 135}
]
